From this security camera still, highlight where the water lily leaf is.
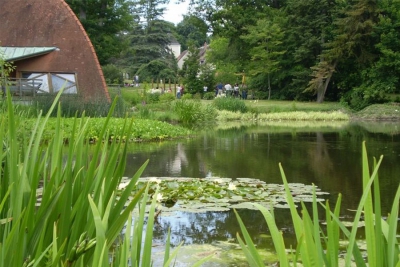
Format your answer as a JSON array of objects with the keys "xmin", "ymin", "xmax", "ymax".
[
  {"xmin": 124, "ymin": 177, "xmax": 329, "ymax": 213},
  {"xmin": 237, "ymin": 178, "xmax": 266, "ymax": 184},
  {"xmin": 229, "ymin": 202, "xmax": 259, "ymax": 210},
  {"xmin": 229, "ymin": 195, "xmax": 244, "ymax": 202}
]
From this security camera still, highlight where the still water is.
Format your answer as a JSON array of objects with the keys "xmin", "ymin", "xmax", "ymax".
[{"xmin": 124, "ymin": 120, "xmax": 400, "ymax": 264}]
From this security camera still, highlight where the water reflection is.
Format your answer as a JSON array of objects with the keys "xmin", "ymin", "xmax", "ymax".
[{"xmin": 125, "ymin": 121, "xmax": 400, "ymax": 249}]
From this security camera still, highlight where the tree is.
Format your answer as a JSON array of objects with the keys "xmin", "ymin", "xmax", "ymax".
[
  {"xmin": 199, "ymin": 63, "xmax": 216, "ymax": 95},
  {"xmin": 206, "ymin": 37, "xmax": 238, "ymax": 85},
  {"xmin": 241, "ymin": 17, "xmax": 285, "ymax": 99},
  {"xmin": 182, "ymin": 41, "xmax": 202, "ymax": 94},
  {"xmin": 175, "ymin": 15, "xmax": 209, "ymax": 51},
  {"xmin": 191, "ymin": 0, "xmax": 274, "ymax": 77},
  {"xmin": 277, "ymin": 0, "xmax": 334, "ymax": 100},
  {"xmin": 121, "ymin": 0, "xmax": 178, "ymax": 81},
  {"xmin": 308, "ymin": 0, "xmax": 380, "ymax": 103},
  {"xmin": 340, "ymin": 0, "xmax": 400, "ymax": 110},
  {"xmin": 66, "ymin": 0, "xmax": 134, "ymax": 64}
]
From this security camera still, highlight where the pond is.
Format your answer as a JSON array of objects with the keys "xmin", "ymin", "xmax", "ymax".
[{"xmin": 124, "ymin": 120, "xmax": 400, "ymax": 266}]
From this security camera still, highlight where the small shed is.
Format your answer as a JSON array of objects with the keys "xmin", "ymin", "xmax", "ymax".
[{"xmin": 0, "ymin": 0, "xmax": 110, "ymax": 101}]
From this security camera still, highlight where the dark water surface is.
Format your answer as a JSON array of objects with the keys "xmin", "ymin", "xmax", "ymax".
[{"xmin": 124, "ymin": 121, "xmax": 400, "ymax": 254}]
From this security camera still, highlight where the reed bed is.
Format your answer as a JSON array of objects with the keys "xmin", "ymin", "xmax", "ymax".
[
  {"xmin": 216, "ymin": 110, "xmax": 349, "ymax": 122},
  {"xmin": 0, "ymin": 90, "xmax": 198, "ymax": 266},
  {"xmin": 235, "ymin": 142, "xmax": 400, "ymax": 266}
]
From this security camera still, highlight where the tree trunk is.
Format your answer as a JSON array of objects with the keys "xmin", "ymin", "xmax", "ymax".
[
  {"xmin": 268, "ymin": 72, "xmax": 271, "ymax": 100},
  {"xmin": 316, "ymin": 61, "xmax": 337, "ymax": 103}
]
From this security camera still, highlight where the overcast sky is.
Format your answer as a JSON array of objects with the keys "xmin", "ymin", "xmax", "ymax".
[{"xmin": 163, "ymin": 0, "xmax": 189, "ymax": 25}]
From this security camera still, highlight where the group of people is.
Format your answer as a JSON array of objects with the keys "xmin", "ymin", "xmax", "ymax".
[{"xmin": 215, "ymin": 82, "xmax": 247, "ymax": 99}]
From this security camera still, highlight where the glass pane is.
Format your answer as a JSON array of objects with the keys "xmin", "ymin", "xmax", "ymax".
[
  {"xmin": 51, "ymin": 74, "xmax": 77, "ymax": 94},
  {"xmin": 22, "ymin": 73, "xmax": 49, "ymax": 93}
]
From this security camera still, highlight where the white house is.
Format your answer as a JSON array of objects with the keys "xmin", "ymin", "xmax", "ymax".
[
  {"xmin": 177, "ymin": 42, "xmax": 209, "ymax": 70},
  {"xmin": 167, "ymin": 36, "xmax": 181, "ymax": 58}
]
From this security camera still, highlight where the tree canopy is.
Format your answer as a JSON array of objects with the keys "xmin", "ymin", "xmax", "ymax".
[{"xmin": 66, "ymin": 0, "xmax": 400, "ymax": 109}]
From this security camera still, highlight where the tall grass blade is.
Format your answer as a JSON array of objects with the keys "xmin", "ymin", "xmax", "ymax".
[
  {"xmin": 387, "ymin": 185, "xmax": 400, "ymax": 267},
  {"xmin": 362, "ymin": 142, "xmax": 377, "ymax": 267},
  {"xmin": 234, "ymin": 209, "xmax": 265, "ymax": 266},
  {"xmin": 325, "ymin": 195, "xmax": 341, "ymax": 266},
  {"xmin": 279, "ymin": 163, "xmax": 314, "ymax": 266},
  {"xmin": 372, "ymin": 157, "xmax": 384, "ymax": 267},
  {"xmin": 88, "ymin": 194, "xmax": 108, "ymax": 267},
  {"xmin": 251, "ymin": 203, "xmax": 289, "ymax": 267},
  {"xmin": 141, "ymin": 186, "xmax": 158, "ymax": 267},
  {"xmin": 344, "ymin": 148, "xmax": 383, "ymax": 266},
  {"xmin": 163, "ymin": 229, "xmax": 172, "ymax": 266}
]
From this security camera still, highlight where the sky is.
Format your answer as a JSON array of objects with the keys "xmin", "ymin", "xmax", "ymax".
[{"xmin": 162, "ymin": 0, "xmax": 190, "ymax": 25}]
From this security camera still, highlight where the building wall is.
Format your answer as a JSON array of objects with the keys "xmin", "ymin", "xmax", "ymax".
[
  {"xmin": 0, "ymin": 0, "xmax": 109, "ymax": 101},
  {"xmin": 168, "ymin": 43, "xmax": 181, "ymax": 58}
]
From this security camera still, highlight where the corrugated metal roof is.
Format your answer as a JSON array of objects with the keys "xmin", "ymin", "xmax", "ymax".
[{"xmin": 0, "ymin": 47, "xmax": 57, "ymax": 61}]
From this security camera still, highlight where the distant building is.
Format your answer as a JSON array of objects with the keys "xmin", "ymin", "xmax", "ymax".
[
  {"xmin": 0, "ymin": 0, "xmax": 110, "ymax": 101},
  {"xmin": 177, "ymin": 42, "xmax": 209, "ymax": 70},
  {"xmin": 167, "ymin": 36, "xmax": 181, "ymax": 58}
]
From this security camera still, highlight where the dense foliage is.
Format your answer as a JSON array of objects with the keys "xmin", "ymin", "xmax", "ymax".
[
  {"xmin": 66, "ymin": 0, "xmax": 400, "ymax": 110},
  {"xmin": 191, "ymin": 0, "xmax": 400, "ymax": 108}
]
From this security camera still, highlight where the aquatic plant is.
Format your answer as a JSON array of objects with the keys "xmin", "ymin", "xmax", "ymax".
[
  {"xmin": 0, "ymin": 89, "xmax": 199, "ymax": 266},
  {"xmin": 122, "ymin": 177, "xmax": 329, "ymax": 214},
  {"xmin": 17, "ymin": 116, "xmax": 192, "ymax": 143},
  {"xmin": 235, "ymin": 142, "xmax": 400, "ymax": 266},
  {"xmin": 257, "ymin": 110, "xmax": 350, "ymax": 121},
  {"xmin": 213, "ymin": 97, "xmax": 248, "ymax": 113},
  {"xmin": 171, "ymin": 99, "xmax": 216, "ymax": 127}
]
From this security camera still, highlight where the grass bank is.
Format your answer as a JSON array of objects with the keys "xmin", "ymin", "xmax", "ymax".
[
  {"xmin": 112, "ymin": 87, "xmax": 400, "ymax": 123},
  {"xmin": 352, "ymin": 103, "xmax": 400, "ymax": 120}
]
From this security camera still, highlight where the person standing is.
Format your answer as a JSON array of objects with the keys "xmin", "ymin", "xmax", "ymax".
[
  {"xmin": 234, "ymin": 83, "xmax": 239, "ymax": 97},
  {"xmin": 177, "ymin": 84, "xmax": 182, "ymax": 99},
  {"xmin": 217, "ymin": 82, "xmax": 223, "ymax": 95},
  {"xmin": 225, "ymin": 83, "xmax": 232, "ymax": 96}
]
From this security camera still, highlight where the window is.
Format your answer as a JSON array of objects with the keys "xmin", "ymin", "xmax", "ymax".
[{"xmin": 22, "ymin": 72, "xmax": 77, "ymax": 94}]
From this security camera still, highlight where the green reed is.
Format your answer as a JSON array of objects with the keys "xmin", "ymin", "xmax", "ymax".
[
  {"xmin": 0, "ymin": 88, "xmax": 189, "ymax": 266},
  {"xmin": 235, "ymin": 142, "xmax": 400, "ymax": 266}
]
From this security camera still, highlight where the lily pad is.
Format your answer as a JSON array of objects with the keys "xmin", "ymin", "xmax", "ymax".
[{"xmin": 123, "ymin": 176, "xmax": 329, "ymax": 213}]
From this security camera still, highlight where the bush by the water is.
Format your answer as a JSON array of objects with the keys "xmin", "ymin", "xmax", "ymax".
[
  {"xmin": 213, "ymin": 97, "xmax": 248, "ymax": 113},
  {"xmin": 171, "ymin": 99, "xmax": 216, "ymax": 126}
]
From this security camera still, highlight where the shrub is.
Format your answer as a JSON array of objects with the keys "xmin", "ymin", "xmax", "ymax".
[
  {"xmin": 146, "ymin": 92, "xmax": 160, "ymax": 104},
  {"xmin": 203, "ymin": 92, "xmax": 215, "ymax": 100},
  {"xmin": 341, "ymin": 85, "xmax": 389, "ymax": 111},
  {"xmin": 159, "ymin": 92, "xmax": 175, "ymax": 102},
  {"xmin": 181, "ymin": 93, "xmax": 193, "ymax": 100},
  {"xmin": 213, "ymin": 97, "xmax": 248, "ymax": 113},
  {"xmin": 171, "ymin": 99, "xmax": 216, "ymax": 127},
  {"xmin": 102, "ymin": 64, "xmax": 123, "ymax": 84},
  {"xmin": 121, "ymin": 89, "xmax": 143, "ymax": 106},
  {"xmin": 193, "ymin": 93, "xmax": 202, "ymax": 100},
  {"xmin": 254, "ymin": 91, "xmax": 269, "ymax": 100},
  {"xmin": 135, "ymin": 105, "xmax": 155, "ymax": 120}
]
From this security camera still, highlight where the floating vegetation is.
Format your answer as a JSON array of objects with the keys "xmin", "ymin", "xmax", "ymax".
[{"xmin": 119, "ymin": 177, "xmax": 330, "ymax": 214}]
